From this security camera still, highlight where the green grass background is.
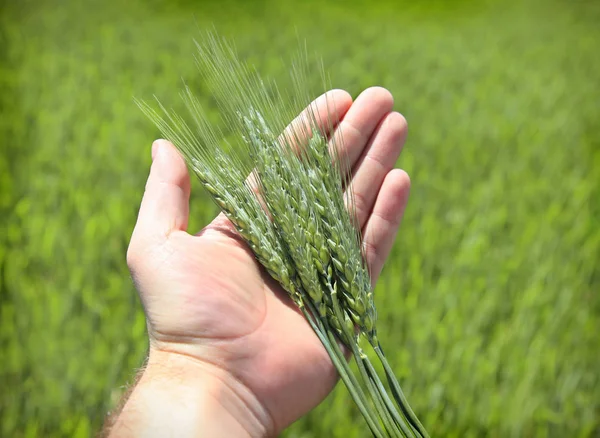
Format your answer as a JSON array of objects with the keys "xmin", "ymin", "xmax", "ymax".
[{"xmin": 1, "ymin": 0, "xmax": 599, "ymax": 436}]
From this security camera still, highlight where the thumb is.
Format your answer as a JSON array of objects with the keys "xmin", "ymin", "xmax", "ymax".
[{"xmin": 129, "ymin": 140, "xmax": 191, "ymax": 252}]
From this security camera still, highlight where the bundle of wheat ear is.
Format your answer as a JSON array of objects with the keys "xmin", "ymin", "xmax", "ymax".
[{"xmin": 137, "ymin": 34, "xmax": 429, "ymax": 438}]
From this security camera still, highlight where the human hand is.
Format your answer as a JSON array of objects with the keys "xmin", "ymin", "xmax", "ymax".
[{"xmin": 111, "ymin": 87, "xmax": 410, "ymax": 437}]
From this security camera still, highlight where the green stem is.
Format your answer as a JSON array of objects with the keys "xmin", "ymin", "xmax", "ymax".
[
  {"xmin": 299, "ymin": 300, "xmax": 386, "ymax": 438},
  {"xmin": 360, "ymin": 352, "xmax": 404, "ymax": 437},
  {"xmin": 371, "ymin": 340, "xmax": 429, "ymax": 438},
  {"xmin": 327, "ymin": 285, "xmax": 398, "ymax": 438},
  {"xmin": 361, "ymin": 353, "xmax": 416, "ymax": 438}
]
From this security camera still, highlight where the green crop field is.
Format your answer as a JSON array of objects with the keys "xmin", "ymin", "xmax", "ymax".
[{"xmin": 1, "ymin": 0, "xmax": 599, "ymax": 436}]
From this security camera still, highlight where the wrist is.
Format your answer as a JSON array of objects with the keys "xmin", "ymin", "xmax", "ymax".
[{"xmin": 108, "ymin": 349, "xmax": 274, "ymax": 438}]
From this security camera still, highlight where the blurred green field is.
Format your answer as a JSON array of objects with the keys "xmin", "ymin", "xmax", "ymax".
[{"xmin": 1, "ymin": 0, "xmax": 599, "ymax": 436}]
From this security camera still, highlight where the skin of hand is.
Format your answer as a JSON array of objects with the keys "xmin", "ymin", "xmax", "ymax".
[{"xmin": 109, "ymin": 87, "xmax": 410, "ymax": 437}]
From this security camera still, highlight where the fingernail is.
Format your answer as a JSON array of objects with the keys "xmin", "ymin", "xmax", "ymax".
[{"xmin": 151, "ymin": 140, "xmax": 164, "ymax": 161}]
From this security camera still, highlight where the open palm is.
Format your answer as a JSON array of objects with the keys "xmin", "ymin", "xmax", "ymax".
[{"xmin": 127, "ymin": 87, "xmax": 410, "ymax": 435}]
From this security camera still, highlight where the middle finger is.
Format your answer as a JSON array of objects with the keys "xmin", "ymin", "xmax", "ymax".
[{"xmin": 329, "ymin": 86, "xmax": 394, "ymax": 175}]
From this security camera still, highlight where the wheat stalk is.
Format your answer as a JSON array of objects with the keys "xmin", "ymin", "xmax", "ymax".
[{"xmin": 137, "ymin": 32, "xmax": 429, "ymax": 438}]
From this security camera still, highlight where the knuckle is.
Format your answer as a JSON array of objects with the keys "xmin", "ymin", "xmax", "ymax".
[
  {"xmin": 362, "ymin": 239, "xmax": 381, "ymax": 276},
  {"xmin": 351, "ymin": 190, "xmax": 370, "ymax": 225}
]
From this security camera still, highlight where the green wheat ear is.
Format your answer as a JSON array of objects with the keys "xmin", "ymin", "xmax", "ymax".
[{"xmin": 137, "ymin": 32, "xmax": 429, "ymax": 438}]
